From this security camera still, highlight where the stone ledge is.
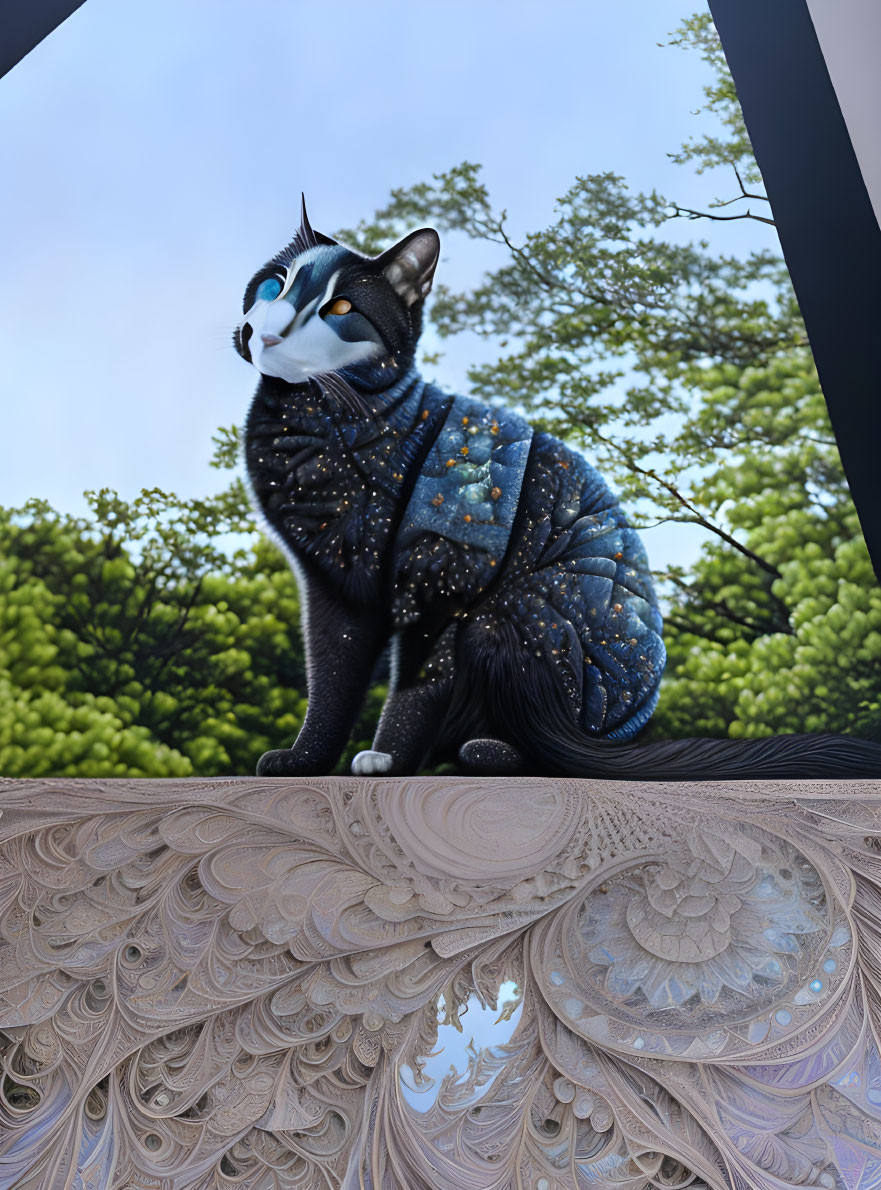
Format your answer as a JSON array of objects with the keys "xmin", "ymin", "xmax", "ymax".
[{"xmin": 0, "ymin": 776, "xmax": 879, "ymax": 1189}]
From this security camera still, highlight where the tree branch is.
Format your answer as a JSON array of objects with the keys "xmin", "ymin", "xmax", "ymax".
[
  {"xmin": 484, "ymin": 211, "xmax": 618, "ymax": 311},
  {"xmin": 670, "ymin": 164, "xmax": 775, "ymax": 226},
  {"xmin": 493, "ymin": 216, "xmax": 561, "ymax": 294},
  {"xmin": 591, "ymin": 428, "xmax": 783, "ymax": 578},
  {"xmin": 671, "ymin": 205, "xmax": 776, "ymax": 227},
  {"xmin": 729, "ymin": 163, "xmax": 771, "ymax": 205},
  {"xmin": 149, "ymin": 576, "xmax": 204, "ymax": 689},
  {"xmin": 663, "ymin": 614, "xmax": 743, "ymax": 644},
  {"xmin": 662, "ymin": 572, "xmax": 793, "ymax": 635}
]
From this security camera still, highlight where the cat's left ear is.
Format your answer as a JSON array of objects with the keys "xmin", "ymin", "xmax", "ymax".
[{"xmin": 376, "ymin": 229, "xmax": 440, "ymax": 307}]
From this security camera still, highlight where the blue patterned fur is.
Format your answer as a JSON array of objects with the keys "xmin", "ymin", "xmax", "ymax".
[{"xmin": 235, "ymin": 205, "xmax": 881, "ymax": 780}]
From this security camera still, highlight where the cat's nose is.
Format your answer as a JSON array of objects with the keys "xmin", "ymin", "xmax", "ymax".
[{"xmin": 261, "ymin": 333, "xmax": 283, "ymax": 347}]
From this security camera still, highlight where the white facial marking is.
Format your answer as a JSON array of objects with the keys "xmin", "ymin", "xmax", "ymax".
[
  {"xmin": 244, "ymin": 297, "xmax": 378, "ymax": 382},
  {"xmin": 290, "ymin": 270, "xmax": 343, "ymax": 332},
  {"xmin": 278, "ymin": 246, "xmax": 323, "ymax": 301},
  {"xmin": 242, "ymin": 250, "xmax": 381, "ymax": 382},
  {"xmin": 319, "ymin": 269, "xmax": 343, "ymax": 310}
]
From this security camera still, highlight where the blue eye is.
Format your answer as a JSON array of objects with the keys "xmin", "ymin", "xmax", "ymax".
[{"xmin": 256, "ymin": 277, "xmax": 282, "ymax": 301}]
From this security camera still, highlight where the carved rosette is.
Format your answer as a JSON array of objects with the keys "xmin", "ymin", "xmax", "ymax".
[
  {"xmin": 0, "ymin": 776, "xmax": 879, "ymax": 1189},
  {"xmin": 534, "ymin": 825, "xmax": 852, "ymax": 1062}
]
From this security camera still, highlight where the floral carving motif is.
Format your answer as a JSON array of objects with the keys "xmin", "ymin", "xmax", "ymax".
[
  {"xmin": 584, "ymin": 827, "xmax": 828, "ymax": 1010},
  {"xmin": 0, "ymin": 775, "xmax": 878, "ymax": 1189}
]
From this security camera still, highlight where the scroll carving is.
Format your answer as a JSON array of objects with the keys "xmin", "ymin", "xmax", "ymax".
[{"xmin": 0, "ymin": 775, "xmax": 879, "ymax": 1188}]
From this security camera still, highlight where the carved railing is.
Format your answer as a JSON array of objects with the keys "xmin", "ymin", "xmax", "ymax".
[{"xmin": 0, "ymin": 776, "xmax": 879, "ymax": 1188}]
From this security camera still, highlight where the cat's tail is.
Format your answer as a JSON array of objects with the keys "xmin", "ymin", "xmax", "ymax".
[{"xmin": 483, "ymin": 650, "xmax": 881, "ymax": 781}]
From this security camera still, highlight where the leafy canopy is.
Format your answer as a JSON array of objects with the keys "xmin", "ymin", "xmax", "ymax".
[
  {"xmin": 0, "ymin": 486, "xmax": 381, "ymax": 776},
  {"xmin": 332, "ymin": 13, "xmax": 879, "ymax": 741}
]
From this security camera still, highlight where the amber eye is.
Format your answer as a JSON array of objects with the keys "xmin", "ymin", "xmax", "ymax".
[{"xmin": 327, "ymin": 298, "xmax": 352, "ymax": 316}]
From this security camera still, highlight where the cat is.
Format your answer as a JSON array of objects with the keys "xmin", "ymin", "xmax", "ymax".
[{"xmin": 234, "ymin": 199, "xmax": 881, "ymax": 780}]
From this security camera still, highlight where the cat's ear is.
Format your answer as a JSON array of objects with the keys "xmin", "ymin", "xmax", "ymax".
[
  {"xmin": 292, "ymin": 194, "xmax": 338, "ymax": 252},
  {"xmin": 376, "ymin": 229, "xmax": 440, "ymax": 307}
]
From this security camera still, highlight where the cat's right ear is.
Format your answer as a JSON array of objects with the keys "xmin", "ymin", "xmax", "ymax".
[
  {"xmin": 376, "ymin": 229, "xmax": 440, "ymax": 307},
  {"xmin": 289, "ymin": 194, "xmax": 338, "ymax": 254}
]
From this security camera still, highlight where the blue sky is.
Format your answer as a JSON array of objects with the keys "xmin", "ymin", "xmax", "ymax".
[{"xmin": 0, "ymin": 0, "xmax": 775, "ymax": 570}]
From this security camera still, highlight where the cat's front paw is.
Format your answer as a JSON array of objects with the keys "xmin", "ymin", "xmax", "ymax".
[
  {"xmin": 351, "ymin": 750, "xmax": 394, "ymax": 775},
  {"xmin": 256, "ymin": 748, "xmax": 329, "ymax": 777}
]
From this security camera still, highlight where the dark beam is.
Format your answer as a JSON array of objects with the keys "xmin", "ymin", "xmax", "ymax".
[
  {"xmin": 0, "ymin": 0, "xmax": 87, "ymax": 82},
  {"xmin": 708, "ymin": 0, "xmax": 881, "ymax": 583}
]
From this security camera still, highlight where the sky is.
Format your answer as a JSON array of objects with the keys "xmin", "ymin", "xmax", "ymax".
[{"xmin": 0, "ymin": 0, "xmax": 776, "ymax": 571}]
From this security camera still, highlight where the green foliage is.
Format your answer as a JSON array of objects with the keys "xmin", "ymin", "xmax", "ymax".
[
  {"xmin": 210, "ymin": 424, "xmax": 242, "ymax": 471},
  {"xmin": 663, "ymin": 12, "xmax": 760, "ymax": 181},
  {"xmin": 334, "ymin": 14, "xmax": 880, "ymax": 743},
  {"xmin": 651, "ymin": 353, "xmax": 881, "ymax": 740},
  {"xmin": 0, "ymin": 490, "xmax": 382, "ymax": 776}
]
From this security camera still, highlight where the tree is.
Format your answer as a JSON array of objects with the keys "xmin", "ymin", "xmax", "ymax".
[
  {"xmin": 0, "ymin": 482, "xmax": 381, "ymax": 777},
  {"xmin": 332, "ymin": 13, "xmax": 880, "ymax": 742}
]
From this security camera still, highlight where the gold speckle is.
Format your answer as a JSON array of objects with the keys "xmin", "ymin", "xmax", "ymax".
[
  {"xmin": 490, "ymin": 422, "xmax": 499, "ymax": 435},
  {"xmin": 462, "ymin": 416, "xmax": 469, "ymax": 425},
  {"xmin": 421, "ymin": 409, "xmax": 429, "ymax": 420},
  {"xmin": 613, "ymin": 603, "xmax": 623, "ymax": 612},
  {"xmin": 614, "ymin": 551, "xmax": 623, "ymax": 560},
  {"xmin": 446, "ymin": 459, "xmax": 456, "ymax": 468},
  {"xmin": 463, "ymin": 514, "xmax": 472, "ymax": 522},
  {"xmin": 431, "ymin": 494, "xmax": 444, "ymax": 507},
  {"xmin": 460, "ymin": 445, "xmax": 469, "ymax": 455},
  {"xmin": 490, "ymin": 486, "xmax": 502, "ymax": 500}
]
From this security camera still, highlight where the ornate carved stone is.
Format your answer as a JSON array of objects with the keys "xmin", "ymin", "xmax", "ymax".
[{"xmin": 0, "ymin": 776, "xmax": 879, "ymax": 1188}]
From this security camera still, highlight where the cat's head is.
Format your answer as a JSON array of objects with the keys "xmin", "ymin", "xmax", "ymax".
[{"xmin": 234, "ymin": 198, "xmax": 439, "ymax": 395}]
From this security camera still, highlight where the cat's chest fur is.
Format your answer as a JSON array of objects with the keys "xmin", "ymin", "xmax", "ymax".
[
  {"xmin": 246, "ymin": 378, "xmax": 420, "ymax": 594},
  {"xmin": 245, "ymin": 375, "xmax": 544, "ymax": 622},
  {"xmin": 245, "ymin": 373, "xmax": 478, "ymax": 607}
]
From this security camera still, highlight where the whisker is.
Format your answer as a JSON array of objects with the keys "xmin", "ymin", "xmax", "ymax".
[{"xmin": 316, "ymin": 371, "xmax": 375, "ymax": 420}]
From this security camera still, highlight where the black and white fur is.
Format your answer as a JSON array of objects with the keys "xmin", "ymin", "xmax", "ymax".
[{"xmin": 234, "ymin": 201, "xmax": 881, "ymax": 781}]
